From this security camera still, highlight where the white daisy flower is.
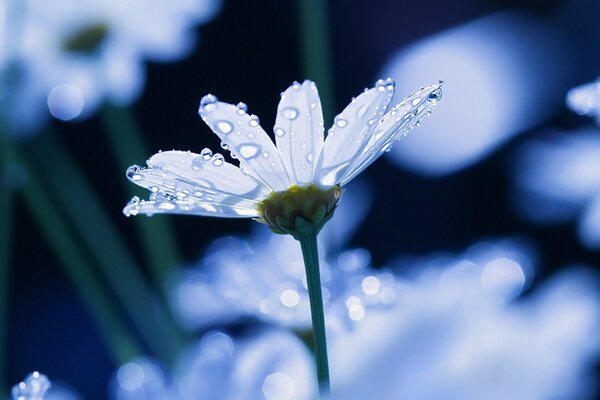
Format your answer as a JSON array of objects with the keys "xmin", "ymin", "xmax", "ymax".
[
  {"xmin": 1, "ymin": 0, "xmax": 220, "ymax": 132},
  {"xmin": 124, "ymin": 79, "xmax": 442, "ymax": 237}
]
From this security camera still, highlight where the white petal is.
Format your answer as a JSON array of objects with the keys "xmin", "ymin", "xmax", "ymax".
[
  {"xmin": 198, "ymin": 95, "xmax": 291, "ymax": 191},
  {"xmin": 123, "ymin": 196, "xmax": 257, "ymax": 218},
  {"xmin": 339, "ymin": 82, "xmax": 443, "ymax": 185},
  {"xmin": 274, "ymin": 80, "xmax": 324, "ymax": 185},
  {"xmin": 314, "ymin": 79, "xmax": 395, "ymax": 187},
  {"xmin": 126, "ymin": 150, "xmax": 270, "ymax": 209}
]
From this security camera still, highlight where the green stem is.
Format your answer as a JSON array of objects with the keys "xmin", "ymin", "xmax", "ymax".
[
  {"xmin": 0, "ymin": 185, "xmax": 13, "ymax": 394},
  {"xmin": 298, "ymin": 233, "xmax": 330, "ymax": 396},
  {"xmin": 296, "ymin": 0, "xmax": 335, "ymax": 124},
  {"xmin": 0, "ymin": 136, "xmax": 142, "ymax": 366},
  {"xmin": 27, "ymin": 132, "xmax": 185, "ymax": 365},
  {"xmin": 101, "ymin": 104, "xmax": 181, "ymax": 288}
]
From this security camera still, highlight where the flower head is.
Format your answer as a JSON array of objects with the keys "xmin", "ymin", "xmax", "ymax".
[
  {"xmin": 124, "ymin": 79, "xmax": 442, "ymax": 234},
  {"xmin": 1, "ymin": 0, "xmax": 220, "ymax": 133}
]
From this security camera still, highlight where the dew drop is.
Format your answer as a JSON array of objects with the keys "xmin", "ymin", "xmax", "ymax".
[
  {"xmin": 262, "ymin": 151, "xmax": 270, "ymax": 158},
  {"xmin": 274, "ymin": 127, "xmax": 286, "ymax": 137},
  {"xmin": 215, "ymin": 120, "xmax": 234, "ymax": 135},
  {"xmin": 249, "ymin": 116, "xmax": 260, "ymax": 127},
  {"xmin": 428, "ymin": 88, "xmax": 442, "ymax": 102},
  {"xmin": 212, "ymin": 153, "xmax": 225, "ymax": 166},
  {"xmin": 200, "ymin": 94, "xmax": 218, "ymax": 112},
  {"xmin": 126, "ymin": 165, "xmax": 142, "ymax": 181},
  {"xmin": 158, "ymin": 201, "xmax": 176, "ymax": 210},
  {"xmin": 239, "ymin": 143, "xmax": 261, "ymax": 159},
  {"xmin": 191, "ymin": 157, "xmax": 204, "ymax": 171},
  {"xmin": 236, "ymin": 102, "xmax": 248, "ymax": 113},
  {"xmin": 220, "ymin": 141, "xmax": 229, "ymax": 150},
  {"xmin": 201, "ymin": 148, "xmax": 213, "ymax": 160},
  {"xmin": 335, "ymin": 118, "xmax": 348, "ymax": 128},
  {"xmin": 281, "ymin": 107, "xmax": 299, "ymax": 120},
  {"xmin": 306, "ymin": 153, "xmax": 314, "ymax": 163}
]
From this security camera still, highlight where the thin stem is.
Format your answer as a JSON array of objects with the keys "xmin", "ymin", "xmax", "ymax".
[
  {"xmin": 27, "ymin": 132, "xmax": 185, "ymax": 365},
  {"xmin": 101, "ymin": 104, "xmax": 181, "ymax": 291},
  {"xmin": 298, "ymin": 233, "xmax": 330, "ymax": 396},
  {"xmin": 0, "ymin": 185, "xmax": 13, "ymax": 394},
  {"xmin": 296, "ymin": 0, "xmax": 335, "ymax": 124},
  {"xmin": 0, "ymin": 135, "xmax": 142, "ymax": 366}
]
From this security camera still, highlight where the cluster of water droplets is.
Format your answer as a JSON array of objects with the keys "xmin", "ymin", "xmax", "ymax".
[
  {"xmin": 12, "ymin": 372, "xmax": 51, "ymax": 400},
  {"xmin": 199, "ymin": 94, "xmax": 275, "ymax": 164}
]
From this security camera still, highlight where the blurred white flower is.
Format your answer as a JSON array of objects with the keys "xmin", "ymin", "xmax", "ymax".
[
  {"xmin": 170, "ymin": 183, "xmax": 396, "ymax": 335},
  {"xmin": 11, "ymin": 372, "xmax": 80, "ymax": 400},
  {"xmin": 120, "ymin": 238, "xmax": 600, "ymax": 400},
  {"xmin": 0, "ymin": 0, "xmax": 221, "ymax": 133},
  {"xmin": 380, "ymin": 11, "xmax": 570, "ymax": 176},
  {"xmin": 512, "ymin": 128, "xmax": 600, "ymax": 249},
  {"xmin": 331, "ymin": 240, "xmax": 600, "ymax": 400},
  {"xmin": 111, "ymin": 328, "xmax": 315, "ymax": 400},
  {"xmin": 12, "ymin": 372, "xmax": 51, "ymax": 400},
  {"xmin": 567, "ymin": 78, "xmax": 600, "ymax": 122},
  {"xmin": 123, "ymin": 79, "xmax": 441, "ymax": 220}
]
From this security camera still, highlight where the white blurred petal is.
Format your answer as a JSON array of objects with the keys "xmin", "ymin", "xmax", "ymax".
[
  {"xmin": 381, "ymin": 11, "xmax": 570, "ymax": 176},
  {"xmin": 123, "ymin": 196, "xmax": 257, "ymax": 218}
]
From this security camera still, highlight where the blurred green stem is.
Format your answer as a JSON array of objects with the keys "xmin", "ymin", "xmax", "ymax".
[
  {"xmin": 0, "ymin": 185, "xmax": 13, "ymax": 394},
  {"xmin": 28, "ymin": 132, "xmax": 185, "ymax": 365},
  {"xmin": 299, "ymin": 233, "xmax": 330, "ymax": 396},
  {"xmin": 0, "ymin": 135, "xmax": 142, "ymax": 366},
  {"xmin": 101, "ymin": 105, "xmax": 181, "ymax": 289},
  {"xmin": 296, "ymin": 0, "xmax": 335, "ymax": 123}
]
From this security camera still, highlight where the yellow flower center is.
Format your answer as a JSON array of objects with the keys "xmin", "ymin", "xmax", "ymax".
[{"xmin": 256, "ymin": 184, "xmax": 341, "ymax": 239}]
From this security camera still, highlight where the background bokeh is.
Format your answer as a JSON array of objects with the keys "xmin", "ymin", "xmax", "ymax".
[{"xmin": 4, "ymin": 0, "xmax": 600, "ymax": 399}]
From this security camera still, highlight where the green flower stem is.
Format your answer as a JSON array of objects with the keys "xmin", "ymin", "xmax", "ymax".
[
  {"xmin": 296, "ymin": 0, "xmax": 335, "ymax": 123},
  {"xmin": 0, "ymin": 185, "xmax": 13, "ymax": 394},
  {"xmin": 101, "ymin": 104, "xmax": 181, "ymax": 291},
  {"xmin": 27, "ymin": 132, "xmax": 185, "ymax": 365},
  {"xmin": 298, "ymin": 233, "xmax": 330, "ymax": 396},
  {"xmin": 0, "ymin": 135, "xmax": 142, "ymax": 366}
]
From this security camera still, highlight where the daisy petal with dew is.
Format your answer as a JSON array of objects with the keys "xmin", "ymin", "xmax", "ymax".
[{"xmin": 124, "ymin": 78, "xmax": 442, "ymax": 236}]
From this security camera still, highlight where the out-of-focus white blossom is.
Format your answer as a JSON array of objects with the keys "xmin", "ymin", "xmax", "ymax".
[
  {"xmin": 0, "ymin": 0, "xmax": 221, "ymax": 133},
  {"xmin": 11, "ymin": 372, "xmax": 80, "ymax": 400},
  {"xmin": 512, "ymin": 128, "xmax": 600, "ymax": 249},
  {"xmin": 331, "ymin": 240, "xmax": 600, "ymax": 400},
  {"xmin": 111, "ymin": 328, "xmax": 315, "ymax": 400},
  {"xmin": 381, "ymin": 11, "xmax": 570, "ymax": 176},
  {"xmin": 567, "ymin": 78, "xmax": 600, "ymax": 123}
]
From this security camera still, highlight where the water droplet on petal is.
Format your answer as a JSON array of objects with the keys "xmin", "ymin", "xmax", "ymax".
[
  {"xmin": 191, "ymin": 157, "xmax": 204, "ymax": 171},
  {"xmin": 201, "ymin": 148, "xmax": 213, "ymax": 160},
  {"xmin": 158, "ymin": 201, "xmax": 176, "ymax": 210},
  {"xmin": 220, "ymin": 141, "xmax": 229, "ymax": 150},
  {"xmin": 212, "ymin": 153, "xmax": 225, "ymax": 166},
  {"xmin": 274, "ymin": 127, "xmax": 286, "ymax": 137},
  {"xmin": 249, "ymin": 115, "xmax": 260, "ymax": 127},
  {"xmin": 236, "ymin": 102, "xmax": 248, "ymax": 114},
  {"xmin": 215, "ymin": 120, "xmax": 234, "ymax": 135},
  {"xmin": 428, "ymin": 88, "xmax": 442, "ymax": 102},
  {"xmin": 262, "ymin": 151, "xmax": 270, "ymax": 158},
  {"xmin": 281, "ymin": 107, "xmax": 299, "ymax": 120},
  {"xmin": 239, "ymin": 144, "xmax": 261, "ymax": 159},
  {"xmin": 126, "ymin": 165, "xmax": 143, "ymax": 181},
  {"xmin": 335, "ymin": 118, "xmax": 348, "ymax": 128},
  {"xmin": 306, "ymin": 153, "xmax": 314, "ymax": 163},
  {"xmin": 200, "ymin": 94, "xmax": 218, "ymax": 112}
]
